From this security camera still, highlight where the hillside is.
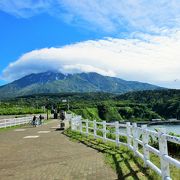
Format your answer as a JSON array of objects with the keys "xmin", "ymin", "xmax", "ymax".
[
  {"xmin": 115, "ymin": 89, "xmax": 180, "ymax": 120},
  {"xmin": 1, "ymin": 89, "xmax": 179, "ymax": 121},
  {"xmin": 1, "ymin": 92, "xmax": 162, "ymax": 121},
  {"xmin": 0, "ymin": 71, "xmax": 161, "ymax": 99}
]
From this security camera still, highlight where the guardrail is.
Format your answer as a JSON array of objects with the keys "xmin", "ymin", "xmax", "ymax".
[
  {"xmin": 0, "ymin": 117, "xmax": 32, "ymax": 128},
  {"xmin": 70, "ymin": 115, "xmax": 180, "ymax": 180}
]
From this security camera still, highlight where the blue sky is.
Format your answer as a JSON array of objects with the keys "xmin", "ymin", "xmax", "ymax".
[{"xmin": 0, "ymin": 0, "xmax": 180, "ymax": 88}]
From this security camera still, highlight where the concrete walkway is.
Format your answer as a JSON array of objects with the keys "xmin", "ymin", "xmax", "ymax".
[{"xmin": 0, "ymin": 120, "xmax": 117, "ymax": 180}]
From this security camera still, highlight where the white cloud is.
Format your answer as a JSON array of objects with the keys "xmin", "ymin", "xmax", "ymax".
[
  {"xmin": 62, "ymin": 64, "xmax": 115, "ymax": 77},
  {"xmin": 1, "ymin": 0, "xmax": 180, "ymax": 33},
  {"xmin": 2, "ymin": 31, "xmax": 180, "ymax": 88},
  {"xmin": 58, "ymin": 0, "xmax": 180, "ymax": 33},
  {"xmin": 0, "ymin": 0, "xmax": 52, "ymax": 18}
]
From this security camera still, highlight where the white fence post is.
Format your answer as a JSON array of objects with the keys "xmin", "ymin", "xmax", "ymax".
[
  {"xmin": 103, "ymin": 121, "xmax": 106, "ymax": 142},
  {"xmin": 80, "ymin": 119, "xmax": 82, "ymax": 134},
  {"xmin": 115, "ymin": 121, "xmax": 119, "ymax": 146},
  {"xmin": 5, "ymin": 120, "xmax": 7, "ymax": 128},
  {"xmin": 94, "ymin": 120, "xmax": 97, "ymax": 139},
  {"xmin": 69, "ymin": 114, "xmax": 180, "ymax": 179},
  {"xmin": 86, "ymin": 119, "xmax": 89, "ymax": 136},
  {"xmin": 132, "ymin": 123, "xmax": 138, "ymax": 155},
  {"xmin": 0, "ymin": 116, "xmax": 34, "ymax": 129},
  {"xmin": 71, "ymin": 118, "xmax": 73, "ymax": 131},
  {"xmin": 69, "ymin": 115, "xmax": 180, "ymax": 179},
  {"xmin": 142, "ymin": 125, "xmax": 149, "ymax": 168},
  {"xmin": 158, "ymin": 128, "xmax": 170, "ymax": 180},
  {"xmin": 126, "ymin": 122, "xmax": 131, "ymax": 148}
]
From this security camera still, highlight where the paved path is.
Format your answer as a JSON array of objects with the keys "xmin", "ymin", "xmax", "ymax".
[{"xmin": 0, "ymin": 120, "xmax": 117, "ymax": 180}]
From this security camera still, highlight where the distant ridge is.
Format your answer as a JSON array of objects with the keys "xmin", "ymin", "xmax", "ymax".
[{"xmin": 0, "ymin": 71, "xmax": 162, "ymax": 99}]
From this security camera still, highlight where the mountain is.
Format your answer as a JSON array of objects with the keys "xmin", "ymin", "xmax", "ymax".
[{"xmin": 0, "ymin": 71, "xmax": 162, "ymax": 99}]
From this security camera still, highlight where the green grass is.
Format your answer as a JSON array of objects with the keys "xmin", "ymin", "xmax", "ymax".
[
  {"xmin": 63, "ymin": 129, "xmax": 180, "ymax": 180},
  {"xmin": 72, "ymin": 107, "xmax": 101, "ymax": 121},
  {"xmin": 0, "ymin": 105, "xmax": 44, "ymax": 115}
]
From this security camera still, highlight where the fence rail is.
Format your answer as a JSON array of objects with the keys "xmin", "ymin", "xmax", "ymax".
[
  {"xmin": 0, "ymin": 117, "xmax": 32, "ymax": 128},
  {"xmin": 69, "ymin": 114, "xmax": 180, "ymax": 180}
]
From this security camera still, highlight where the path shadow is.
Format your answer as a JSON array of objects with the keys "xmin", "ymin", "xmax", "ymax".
[
  {"xmin": 63, "ymin": 131, "xmax": 155, "ymax": 180},
  {"xmin": 55, "ymin": 128, "xmax": 65, "ymax": 131}
]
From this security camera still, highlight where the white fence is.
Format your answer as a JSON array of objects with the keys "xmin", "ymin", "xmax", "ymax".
[
  {"xmin": 0, "ymin": 117, "xmax": 32, "ymax": 128},
  {"xmin": 70, "ymin": 115, "xmax": 180, "ymax": 180}
]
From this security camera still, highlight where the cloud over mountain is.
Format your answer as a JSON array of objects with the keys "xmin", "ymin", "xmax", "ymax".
[
  {"xmin": 2, "ymin": 31, "xmax": 180, "ymax": 88},
  {"xmin": 1, "ymin": 1, "xmax": 180, "ymax": 88}
]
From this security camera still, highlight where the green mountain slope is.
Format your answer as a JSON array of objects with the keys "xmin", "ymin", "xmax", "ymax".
[{"xmin": 0, "ymin": 71, "xmax": 161, "ymax": 99}]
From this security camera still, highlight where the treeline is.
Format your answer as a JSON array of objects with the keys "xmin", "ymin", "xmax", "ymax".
[
  {"xmin": 0, "ymin": 92, "xmax": 114, "ymax": 116},
  {"xmin": 0, "ymin": 103, "xmax": 44, "ymax": 115},
  {"xmin": 115, "ymin": 89, "xmax": 180, "ymax": 120},
  {"xmin": 0, "ymin": 90, "xmax": 179, "ymax": 120}
]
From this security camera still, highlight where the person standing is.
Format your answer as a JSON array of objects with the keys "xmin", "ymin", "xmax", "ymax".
[
  {"xmin": 60, "ymin": 110, "xmax": 65, "ymax": 121},
  {"xmin": 39, "ymin": 115, "xmax": 43, "ymax": 125},
  {"xmin": 32, "ymin": 115, "xmax": 36, "ymax": 127},
  {"xmin": 60, "ymin": 110, "xmax": 65, "ymax": 129}
]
